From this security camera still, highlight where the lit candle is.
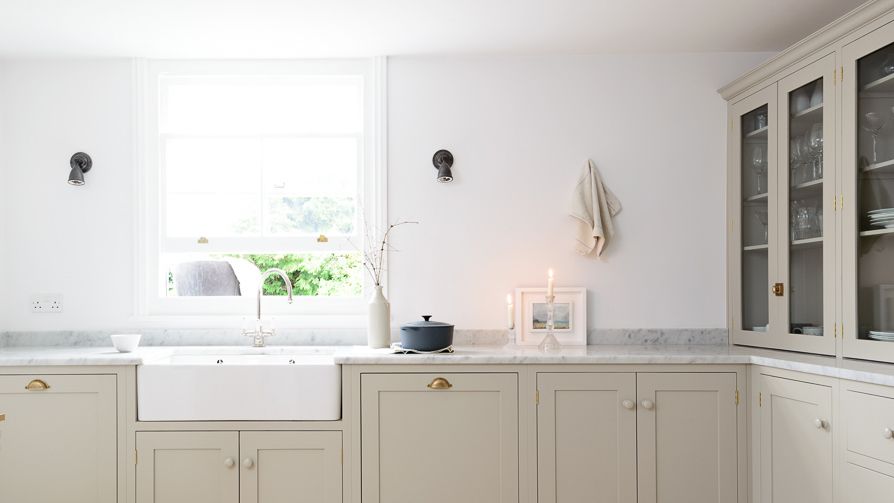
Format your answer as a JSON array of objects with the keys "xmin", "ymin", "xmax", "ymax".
[
  {"xmin": 547, "ymin": 268, "xmax": 555, "ymax": 297},
  {"xmin": 506, "ymin": 294, "xmax": 514, "ymax": 329}
]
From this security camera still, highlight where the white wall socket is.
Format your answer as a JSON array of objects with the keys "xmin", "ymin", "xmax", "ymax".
[{"xmin": 31, "ymin": 294, "xmax": 63, "ymax": 313}]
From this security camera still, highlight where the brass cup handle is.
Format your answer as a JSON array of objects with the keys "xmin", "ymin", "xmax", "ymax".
[
  {"xmin": 25, "ymin": 379, "xmax": 50, "ymax": 391},
  {"xmin": 427, "ymin": 377, "xmax": 453, "ymax": 390}
]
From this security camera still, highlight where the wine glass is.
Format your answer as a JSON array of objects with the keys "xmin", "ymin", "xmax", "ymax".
[
  {"xmin": 754, "ymin": 208, "xmax": 769, "ymax": 244},
  {"xmin": 752, "ymin": 146, "xmax": 767, "ymax": 194},
  {"xmin": 863, "ymin": 112, "xmax": 886, "ymax": 163},
  {"xmin": 809, "ymin": 123, "xmax": 824, "ymax": 179},
  {"xmin": 790, "ymin": 138, "xmax": 802, "ymax": 186}
]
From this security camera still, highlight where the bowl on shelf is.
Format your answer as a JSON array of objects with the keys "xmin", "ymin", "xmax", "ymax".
[{"xmin": 802, "ymin": 326, "xmax": 823, "ymax": 336}]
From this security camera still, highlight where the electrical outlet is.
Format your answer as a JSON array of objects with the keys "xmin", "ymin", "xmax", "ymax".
[{"xmin": 31, "ymin": 294, "xmax": 63, "ymax": 314}]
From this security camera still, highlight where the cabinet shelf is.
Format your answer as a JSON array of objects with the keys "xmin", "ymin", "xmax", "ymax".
[
  {"xmin": 863, "ymin": 158, "xmax": 894, "ymax": 173},
  {"xmin": 792, "ymin": 103, "xmax": 823, "ymax": 120},
  {"xmin": 862, "ymin": 72, "xmax": 894, "ymax": 93},
  {"xmin": 792, "ymin": 237, "xmax": 823, "ymax": 248},
  {"xmin": 791, "ymin": 178, "xmax": 823, "ymax": 195},
  {"xmin": 744, "ymin": 244, "xmax": 769, "ymax": 251},
  {"xmin": 859, "ymin": 227, "xmax": 894, "ymax": 238},
  {"xmin": 745, "ymin": 126, "xmax": 769, "ymax": 139},
  {"xmin": 745, "ymin": 192, "xmax": 769, "ymax": 202}
]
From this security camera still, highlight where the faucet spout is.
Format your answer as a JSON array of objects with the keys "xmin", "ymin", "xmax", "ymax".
[{"xmin": 245, "ymin": 268, "xmax": 294, "ymax": 347}]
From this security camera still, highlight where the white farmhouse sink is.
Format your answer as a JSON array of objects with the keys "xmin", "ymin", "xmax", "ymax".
[{"xmin": 137, "ymin": 348, "xmax": 341, "ymax": 421}]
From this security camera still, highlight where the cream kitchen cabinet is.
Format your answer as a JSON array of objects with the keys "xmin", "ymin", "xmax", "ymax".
[
  {"xmin": 840, "ymin": 381, "xmax": 894, "ymax": 502},
  {"xmin": 136, "ymin": 431, "xmax": 342, "ymax": 503},
  {"xmin": 360, "ymin": 373, "xmax": 519, "ymax": 503},
  {"xmin": 0, "ymin": 374, "xmax": 118, "ymax": 503},
  {"xmin": 536, "ymin": 372, "xmax": 739, "ymax": 503},
  {"xmin": 755, "ymin": 373, "xmax": 833, "ymax": 503}
]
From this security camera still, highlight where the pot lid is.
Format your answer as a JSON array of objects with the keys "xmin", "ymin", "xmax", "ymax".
[{"xmin": 402, "ymin": 315, "xmax": 454, "ymax": 328}]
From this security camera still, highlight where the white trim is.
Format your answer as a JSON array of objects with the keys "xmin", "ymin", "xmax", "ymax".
[{"xmin": 134, "ymin": 58, "xmax": 387, "ymax": 322}]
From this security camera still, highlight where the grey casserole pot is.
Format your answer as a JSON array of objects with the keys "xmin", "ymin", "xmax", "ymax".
[{"xmin": 399, "ymin": 315, "xmax": 454, "ymax": 351}]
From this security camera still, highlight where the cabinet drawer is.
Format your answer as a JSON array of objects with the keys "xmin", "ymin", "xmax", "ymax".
[
  {"xmin": 842, "ymin": 462, "xmax": 894, "ymax": 503},
  {"xmin": 843, "ymin": 389, "xmax": 894, "ymax": 464}
]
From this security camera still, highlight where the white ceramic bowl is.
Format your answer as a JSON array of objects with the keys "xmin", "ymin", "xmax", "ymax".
[
  {"xmin": 111, "ymin": 333, "xmax": 142, "ymax": 353},
  {"xmin": 802, "ymin": 326, "xmax": 824, "ymax": 336}
]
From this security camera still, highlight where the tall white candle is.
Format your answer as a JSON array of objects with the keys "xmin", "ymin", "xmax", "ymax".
[
  {"xmin": 506, "ymin": 294, "xmax": 514, "ymax": 329},
  {"xmin": 547, "ymin": 268, "xmax": 555, "ymax": 297}
]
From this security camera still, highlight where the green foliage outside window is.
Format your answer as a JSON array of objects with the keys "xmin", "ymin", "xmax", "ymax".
[{"xmin": 225, "ymin": 252, "xmax": 361, "ymax": 297}]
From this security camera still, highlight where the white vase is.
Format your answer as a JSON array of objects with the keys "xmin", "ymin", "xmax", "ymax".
[{"xmin": 367, "ymin": 285, "xmax": 391, "ymax": 348}]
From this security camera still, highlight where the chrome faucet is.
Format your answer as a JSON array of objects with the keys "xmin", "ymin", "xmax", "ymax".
[{"xmin": 243, "ymin": 268, "xmax": 294, "ymax": 347}]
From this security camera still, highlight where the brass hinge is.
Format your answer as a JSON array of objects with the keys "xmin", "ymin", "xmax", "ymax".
[
  {"xmin": 759, "ymin": 392, "xmax": 762, "ymax": 407},
  {"xmin": 736, "ymin": 389, "xmax": 740, "ymax": 405},
  {"xmin": 833, "ymin": 196, "xmax": 837, "ymax": 211},
  {"xmin": 841, "ymin": 66, "xmax": 844, "ymax": 83},
  {"xmin": 834, "ymin": 324, "xmax": 838, "ymax": 338},
  {"xmin": 134, "ymin": 449, "xmax": 138, "ymax": 465},
  {"xmin": 536, "ymin": 389, "xmax": 540, "ymax": 405}
]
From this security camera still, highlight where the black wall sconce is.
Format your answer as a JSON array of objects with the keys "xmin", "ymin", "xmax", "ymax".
[
  {"xmin": 432, "ymin": 149, "xmax": 454, "ymax": 183},
  {"xmin": 68, "ymin": 152, "xmax": 92, "ymax": 186}
]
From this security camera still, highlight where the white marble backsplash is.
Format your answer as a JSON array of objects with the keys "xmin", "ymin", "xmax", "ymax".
[{"xmin": 0, "ymin": 328, "xmax": 727, "ymax": 348}]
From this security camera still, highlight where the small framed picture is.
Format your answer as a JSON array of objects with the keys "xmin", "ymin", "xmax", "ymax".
[{"xmin": 515, "ymin": 287, "xmax": 587, "ymax": 346}]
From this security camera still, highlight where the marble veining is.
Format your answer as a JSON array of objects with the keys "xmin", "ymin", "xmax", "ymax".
[
  {"xmin": 0, "ymin": 328, "xmax": 725, "ymax": 348},
  {"xmin": 3, "ymin": 343, "xmax": 894, "ymax": 388}
]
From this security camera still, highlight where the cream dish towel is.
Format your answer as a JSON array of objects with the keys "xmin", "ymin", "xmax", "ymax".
[{"xmin": 570, "ymin": 159, "xmax": 622, "ymax": 257}]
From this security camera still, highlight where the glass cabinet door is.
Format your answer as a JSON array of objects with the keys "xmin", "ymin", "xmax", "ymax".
[
  {"xmin": 730, "ymin": 84, "xmax": 776, "ymax": 342},
  {"xmin": 843, "ymin": 22, "xmax": 894, "ymax": 362},
  {"xmin": 776, "ymin": 54, "xmax": 836, "ymax": 355}
]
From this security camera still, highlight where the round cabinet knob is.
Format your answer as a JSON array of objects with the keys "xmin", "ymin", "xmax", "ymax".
[
  {"xmin": 884, "ymin": 428, "xmax": 893, "ymax": 439},
  {"xmin": 814, "ymin": 418, "xmax": 826, "ymax": 429},
  {"xmin": 224, "ymin": 458, "xmax": 235, "ymax": 468},
  {"xmin": 622, "ymin": 400, "xmax": 635, "ymax": 410},
  {"xmin": 641, "ymin": 399, "xmax": 655, "ymax": 410},
  {"xmin": 242, "ymin": 458, "xmax": 254, "ymax": 469}
]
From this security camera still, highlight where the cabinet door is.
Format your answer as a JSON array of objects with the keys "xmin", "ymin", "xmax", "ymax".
[
  {"xmin": 240, "ymin": 431, "xmax": 342, "ymax": 503},
  {"xmin": 842, "ymin": 19, "xmax": 894, "ymax": 363},
  {"xmin": 636, "ymin": 373, "xmax": 737, "ymax": 503},
  {"xmin": 136, "ymin": 431, "xmax": 239, "ymax": 503},
  {"xmin": 360, "ymin": 373, "xmax": 518, "ymax": 503},
  {"xmin": 758, "ymin": 375, "xmax": 832, "ymax": 503},
  {"xmin": 536, "ymin": 373, "xmax": 636, "ymax": 503},
  {"xmin": 0, "ymin": 374, "xmax": 117, "ymax": 503},
  {"xmin": 775, "ymin": 53, "xmax": 837, "ymax": 355},
  {"xmin": 729, "ymin": 83, "xmax": 779, "ymax": 346}
]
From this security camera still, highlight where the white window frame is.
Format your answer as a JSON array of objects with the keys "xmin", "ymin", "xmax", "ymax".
[{"xmin": 133, "ymin": 58, "xmax": 387, "ymax": 327}]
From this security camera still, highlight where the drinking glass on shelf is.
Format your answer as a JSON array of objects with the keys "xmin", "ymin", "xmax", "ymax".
[
  {"xmin": 809, "ymin": 123, "xmax": 824, "ymax": 179},
  {"xmin": 863, "ymin": 112, "xmax": 886, "ymax": 163},
  {"xmin": 756, "ymin": 112, "xmax": 768, "ymax": 130},
  {"xmin": 752, "ymin": 146, "xmax": 767, "ymax": 194},
  {"xmin": 790, "ymin": 138, "xmax": 802, "ymax": 186},
  {"xmin": 754, "ymin": 208, "xmax": 769, "ymax": 244},
  {"xmin": 798, "ymin": 133, "xmax": 811, "ymax": 184}
]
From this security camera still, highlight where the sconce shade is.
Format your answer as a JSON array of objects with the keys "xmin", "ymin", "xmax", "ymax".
[
  {"xmin": 432, "ymin": 149, "xmax": 454, "ymax": 183},
  {"xmin": 68, "ymin": 152, "xmax": 92, "ymax": 186}
]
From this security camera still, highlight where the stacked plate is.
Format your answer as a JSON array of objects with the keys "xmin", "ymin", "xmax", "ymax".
[
  {"xmin": 868, "ymin": 330, "xmax": 894, "ymax": 341},
  {"xmin": 869, "ymin": 208, "xmax": 894, "ymax": 229}
]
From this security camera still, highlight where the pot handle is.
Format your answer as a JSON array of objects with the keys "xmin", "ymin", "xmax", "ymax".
[{"xmin": 422, "ymin": 315, "xmax": 432, "ymax": 321}]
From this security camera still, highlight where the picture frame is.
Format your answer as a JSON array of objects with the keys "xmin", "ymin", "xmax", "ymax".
[{"xmin": 514, "ymin": 287, "xmax": 587, "ymax": 346}]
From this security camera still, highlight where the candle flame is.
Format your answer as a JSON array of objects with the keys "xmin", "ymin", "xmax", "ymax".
[
  {"xmin": 506, "ymin": 294, "xmax": 513, "ymax": 304},
  {"xmin": 548, "ymin": 268, "xmax": 554, "ymax": 278}
]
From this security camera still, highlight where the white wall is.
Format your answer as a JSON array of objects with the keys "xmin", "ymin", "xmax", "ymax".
[{"xmin": 0, "ymin": 53, "xmax": 772, "ymax": 332}]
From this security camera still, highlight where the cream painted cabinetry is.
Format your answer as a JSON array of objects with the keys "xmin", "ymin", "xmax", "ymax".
[
  {"xmin": 840, "ymin": 381, "xmax": 894, "ymax": 502},
  {"xmin": 755, "ymin": 374, "xmax": 833, "ymax": 503},
  {"xmin": 536, "ymin": 372, "xmax": 739, "ymax": 503},
  {"xmin": 360, "ymin": 373, "xmax": 519, "ymax": 503},
  {"xmin": 0, "ymin": 374, "xmax": 117, "ymax": 503},
  {"xmin": 136, "ymin": 431, "xmax": 342, "ymax": 503},
  {"xmin": 537, "ymin": 372, "xmax": 637, "ymax": 503}
]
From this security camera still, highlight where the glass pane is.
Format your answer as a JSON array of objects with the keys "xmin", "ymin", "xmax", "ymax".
[
  {"xmin": 161, "ymin": 75, "xmax": 364, "ymax": 135},
  {"xmin": 265, "ymin": 196, "xmax": 356, "ymax": 235},
  {"xmin": 163, "ymin": 252, "xmax": 362, "ymax": 297},
  {"xmin": 263, "ymin": 138, "xmax": 358, "ymax": 196},
  {"xmin": 787, "ymin": 78, "xmax": 825, "ymax": 336},
  {"xmin": 857, "ymin": 43, "xmax": 894, "ymax": 342},
  {"xmin": 165, "ymin": 138, "xmax": 261, "ymax": 194},
  {"xmin": 166, "ymin": 194, "xmax": 261, "ymax": 237},
  {"xmin": 742, "ymin": 105, "xmax": 770, "ymax": 332}
]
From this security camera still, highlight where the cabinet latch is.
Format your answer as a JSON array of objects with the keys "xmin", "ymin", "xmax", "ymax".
[{"xmin": 772, "ymin": 283, "xmax": 784, "ymax": 297}]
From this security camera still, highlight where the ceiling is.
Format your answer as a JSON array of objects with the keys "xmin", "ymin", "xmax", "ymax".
[{"xmin": 0, "ymin": 0, "xmax": 870, "ymax": 58}]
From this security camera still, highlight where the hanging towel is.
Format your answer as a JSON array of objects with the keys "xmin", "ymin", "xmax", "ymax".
[{"xmin": 570, "ymin": 159, "xmax": 622, "ymax": 257}]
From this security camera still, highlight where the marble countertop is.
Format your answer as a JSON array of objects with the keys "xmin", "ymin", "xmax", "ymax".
[{"xmin": 3, "ymin": 344, "xmax": 894, "ymax": 387}]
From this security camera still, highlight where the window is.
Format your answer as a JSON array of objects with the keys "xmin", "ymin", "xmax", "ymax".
[{"xmin": 137, "ymin": 59, "xmax": 385, "ymax": 321}]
